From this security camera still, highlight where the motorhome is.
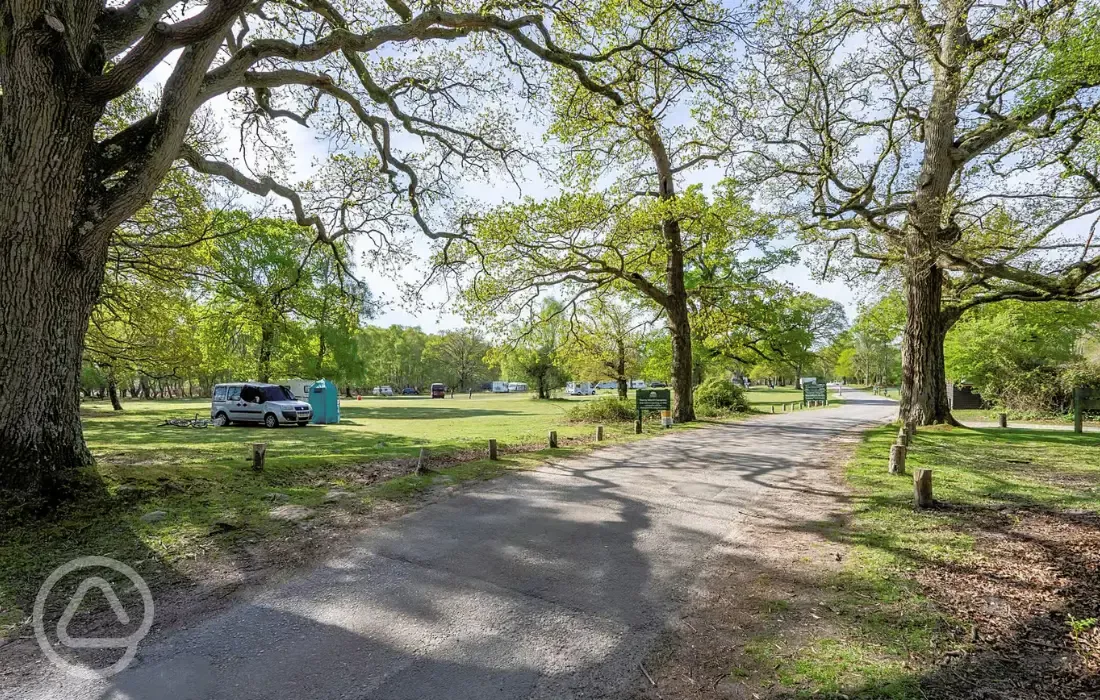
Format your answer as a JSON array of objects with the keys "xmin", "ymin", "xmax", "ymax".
[
  {"xmin": 491, "ymin": 381, "xmax": 510, "ymax": 393},
  {"xmin": 565, "ymin": 382, "xmax": 595, "ymax": 396},
  {"xmin": 507, "ymin": 382, "xmax": 528, "ymax": 393}
]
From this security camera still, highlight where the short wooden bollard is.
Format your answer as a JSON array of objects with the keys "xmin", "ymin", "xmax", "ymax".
[
  {"xmin": 914, "ymin": 469, "xmax": 933, "ymax": 508},
  {"xmin": 548, "ymin": 430, "xmax": 558, "ymax": 448},
  {"xmin": 596, "ymin": 425, "xmax": 604, "ymax": 441},
  {"xmin": 252, "ymin": 442, "xmax": 267, "ymax": 471},
  {"xmin": 634, "ymin": 420, "xmax": 643, "ymax": 434},
  {"xmin": 415, "ymin": 447, "xmax": 428, "ymax": 475},
  {"xmin": 771, "ymin": 404, "xmax": 775, "ymax": 413},
  {"xmin": 905, "ymin": 421, "xmax": 915, "ymax": 440},
  {"xmin": 998, "ymin": 413, "xmax": 1007, "ymax": 428},
  {"xmin": 782, "ymin": 403, "xmax": 787, "ymax": 412},
  {"xmin": 896, "ymin": 427, "xmax": 908, "ymax": 447},
  {"xmin": 888, "ymin": 444, "xmax": 907, "ymax": 475},
  {"xmin": 488, "ymin": 439, "xmax": 498, "ymax": 460}
]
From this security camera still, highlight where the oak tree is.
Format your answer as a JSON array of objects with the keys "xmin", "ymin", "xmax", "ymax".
[
  {"xmin": 727, "ymin": 0, "xmax": 1100, "ymax": 423},
  {"xmin": 0, "ymin": 0, "xmax": 691, "ymax": 505}
]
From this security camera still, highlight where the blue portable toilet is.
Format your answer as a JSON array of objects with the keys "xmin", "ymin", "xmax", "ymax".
[{"xmin": 308, "ymin": 379, "xmax": 340, "ymax": 424}]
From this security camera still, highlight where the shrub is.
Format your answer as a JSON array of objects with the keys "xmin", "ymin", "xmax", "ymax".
[
  {"xmin": 566, "ymin": 396, "xmax": 636, "ymax": 423},
  {"xmin": 694, "ymin": 378, "xmax": 749, "ymax": 415}
]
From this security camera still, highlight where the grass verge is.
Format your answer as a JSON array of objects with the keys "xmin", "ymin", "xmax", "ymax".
[{"xmin": 730, "ymin": 424, "xmax": 1100, "ymax": 698}]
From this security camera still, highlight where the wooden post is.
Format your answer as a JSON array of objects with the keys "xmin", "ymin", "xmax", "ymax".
[
  {"xmin": 251, "ymin": 442, "xmax": 267, "ymax": 471},
  {"xmin": 914, "ymin": 469, "xmax": 933, "ymax": 508},
  {"xmin": 548, "ymin": 430, "xmax": 558, "ymax": 448},
  {"xmin": 596, "ymin": 425, "xmax": 604, "ymax": 441},
  {"xmin": 415, "ymin": 447, "xmax": 427, "ymax": 475},
  {"xmin": 888, "ymin": 444, "xmax": 906, "ymax": 475},
  {"xmin": 635, "ymin": 420, "xmax": 643, "ymax": 434},
  {"xmin": 997, "ymin": 412, "xmax": 1007, "ymax": 428},
  {"xmin": 896, "ymin": 427, "xmax": 908, "ymax": 447},
  {"xmin": 770, "ymin": 404, "xmax": 775, "ymax": 413},
  {"xmin": 1074, "ymin": 388, "xmax": 1083, "ymax": 434},
  {"xmin": 905, "ymin": 421, "xmax": 915, "ymax": 440},
  {"xmin": 488, "ymin": 439, "xmax": 498, "ymax": 460}
]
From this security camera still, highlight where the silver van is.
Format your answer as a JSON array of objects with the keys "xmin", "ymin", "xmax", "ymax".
[{"xmin": 210, "ymin": 383, "xmax": 313, "ymax": 428}]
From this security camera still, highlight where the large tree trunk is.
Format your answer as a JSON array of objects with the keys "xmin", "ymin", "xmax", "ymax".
[
  {"xmin": 900, "ymin": 261, "xmax": 956, "ymax": 424},
  {"xmin": 665, "ymin": 216, "xmax": 695, "ymax": 422},
  {"xmin": 667, "ymin": 300, "xmax": 695, "ymax": 423},
  {"xmin": 0, "ymin": 14, "xmax": 112, "ymax": 509}
]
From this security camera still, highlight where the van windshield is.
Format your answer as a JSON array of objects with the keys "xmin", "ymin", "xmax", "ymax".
[{"xmin": 261, "ymin": 385, "xmax": 295, "ymax": 402}]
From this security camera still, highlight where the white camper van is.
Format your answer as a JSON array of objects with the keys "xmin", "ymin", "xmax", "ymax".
[{"xmin": 565, "ymin": 382, "xmax": 595, "ymax": 396}]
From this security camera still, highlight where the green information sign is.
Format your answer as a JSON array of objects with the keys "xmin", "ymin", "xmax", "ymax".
[
  {"xmin": 636, "ymin": 388, "xmax": 671, "ymax": 413},
  {"xmin": 803, "ymin": 383, "xmax": 827, "ymax": 403},
  {"xmin": 1074, "ymin": 387, "xmax": 1099, "ymax": 433}
]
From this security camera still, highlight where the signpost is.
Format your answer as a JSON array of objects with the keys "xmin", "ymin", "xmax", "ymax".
[
  {"xmin": 803, "ymin": 383, "xmax": 827, "ymax": 406},
  {"xmin": 1074, "ymin": 387, "xmax": 1099, "ymax": 434},
  {"xmin": 636, "ymin": 389, "xmax": 671, "ymax": 425}
]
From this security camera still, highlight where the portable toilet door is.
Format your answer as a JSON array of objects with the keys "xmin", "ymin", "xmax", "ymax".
[{"xmin": 309, "ymin": 379, "xmax": 340, "ymax": 424}]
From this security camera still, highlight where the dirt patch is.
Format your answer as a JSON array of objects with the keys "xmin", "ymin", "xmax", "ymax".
[
  {"xmin": 916, "ymin": 507, "xmax": 1100, "ymax": 699},
  {"xmin": 634, "ymin": 431, "xmax": 866, "ymax": 699}
]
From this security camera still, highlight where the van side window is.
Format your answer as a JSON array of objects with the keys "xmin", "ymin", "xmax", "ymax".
[
  {"xmin": 226, "ymin": 386, "xmax": 241, "ymax": 401},
  {"xmin": 213, "ymin": 386, "xmax": 227, "ymax": 402}
]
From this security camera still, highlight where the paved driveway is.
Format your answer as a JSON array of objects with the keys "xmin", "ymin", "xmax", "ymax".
[{"xmin": 12, "ymin": 392, "xmax": 894, "ymax": 700}]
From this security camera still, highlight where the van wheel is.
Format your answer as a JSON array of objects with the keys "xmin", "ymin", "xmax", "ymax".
[
  {"xmin": 264, "ymin": 413, "xmax": 279, "ymax": 428},
  {"xmin": 213, "ymin": 412, "xmax": 229, "ymax": 427}
]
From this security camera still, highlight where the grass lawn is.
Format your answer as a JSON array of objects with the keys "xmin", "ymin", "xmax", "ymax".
[
  {"xmin": 0, "ymin": 392, "xmax": 704, "ymax": 638},
  {"xmin": 745, "ymin": 385, "xmax": 844, "ymax": 408},
  {"xmin": 739, "ymin": 424, "xmax": 1100, "ymax": 697}
]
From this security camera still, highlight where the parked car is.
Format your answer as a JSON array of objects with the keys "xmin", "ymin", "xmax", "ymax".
[
  {"xmin": 211, "ymin": 383, "xmax": 313, "ymax": 428},
  {"xmin": 402, "ymin": 387, "xmax": 419, "ymax": 395},
  {"xmin": 630, "ymin": 380, "xmax": 647, "ymax": 389},
  {"xmin": 372, "ymin": 386, "xmax": 394, "ymax": 396},
  {"xmin": 595, "ymin": 381, "xmax": 618, "ymax": 390},
  {"xmin": 647, "ymin": 381, "xmax": 667, "ymax": 387},
  {"xmin": 430, "ymin": 382, "xmax": 446, "ymax": 398}
]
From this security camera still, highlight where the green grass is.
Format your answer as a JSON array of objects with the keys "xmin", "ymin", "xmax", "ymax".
[
  {"xmin": 739, "ymin": 424, "xmax": 1100, "ymax": 697},
  {"xmin": 0, "ymin": 392, "xmax": 698, "ymax": 639},
  {"xmin": 745, "ymin": 385, "xmax": 845, "ymax": 409},
  {"xmin": 849, "ymin": 384, "xmax": 900, "ymax": 399}
]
